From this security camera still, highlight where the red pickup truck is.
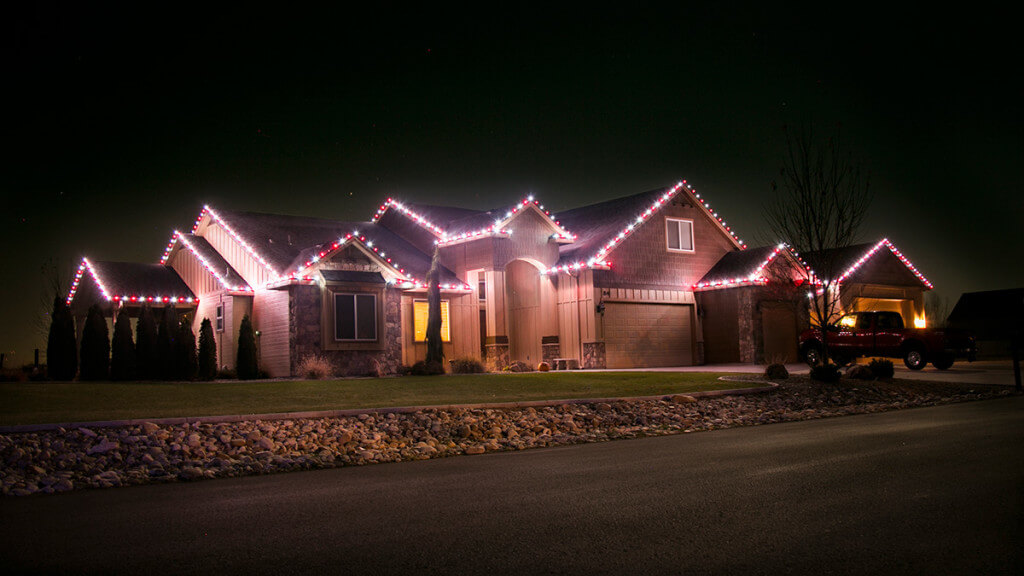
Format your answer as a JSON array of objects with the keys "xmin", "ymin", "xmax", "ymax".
[{"xmin": 799, "ymin": 311, "xmax": 977, "ymax": 370}]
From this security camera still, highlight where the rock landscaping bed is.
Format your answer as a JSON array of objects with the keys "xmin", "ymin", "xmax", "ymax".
[{"xmin": 1, "ymin": 377, "xmax": 1015, "ymax": 497}]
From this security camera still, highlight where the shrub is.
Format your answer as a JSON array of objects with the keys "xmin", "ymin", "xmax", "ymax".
[
  {"xmin": 216, "ymin": 368, "xmax": 237, "ymax": 380},
  {"xmin": 110, "ymin": 312, "xmax": 136, "ymax": 381},
  {"xmin": 537, "ymin": 361, "xmax": 551, "ymax": 372},
  {"xmin": 174, "ymin": 319, "xmax": 198, "ymax": 381},
  {"xmin": 135, "ymin": 305, "xmax": 158, "ymax": 380},
  {"xmin": 155, "ymin": 307, "xmax": 175, "ymax": 380},
  {"xmin": 869, "ymin": 358, "xmax": 895, "ymax": 379},
  {"xmin": 197, "ymin": 318, "xmax": 217, "ymax": 381},
  {"xmin": 810, "ymin": 363, "xmax": 841, "ymax": 383},
  {"xmin": 450, "ymin": 357, "xmax": 486, "ymax": 374},
  {"xmin": 236, "ymin": 314, "xmax": 258, "ymax": 380},
  {"xmin": 410, "ymin": 360, "xmax": 445, "ymax": 375},
  {"xmin": 46, "ymin": 296, "xmax": 77, "ymax": 381},
  {"xmin": 764, "ymin": 363, "xmax": 789, "ymax": 380},
  {"xmin": 504, "ymin": 361, "xmax": 533, "ymax": 373},
  {"xmin": 847, "ymin": 365, "xmax": 874, "ymax": 380},
  {"xmin": 298, "ymin": 354, "xmax": 333, "ymax": 379},
  {"xmin": 79, "ymin": 304, "xmax": 110, "ymax": 381}
]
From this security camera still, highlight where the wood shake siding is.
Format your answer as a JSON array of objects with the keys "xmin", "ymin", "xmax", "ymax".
[{"xmin": 594, "ymin": 198, "xmax": 736, "ymax": 290}]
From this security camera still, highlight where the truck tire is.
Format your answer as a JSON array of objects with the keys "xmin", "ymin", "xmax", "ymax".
[
  {"xmin": 932, "ymin": 353, "xmax": 955, "ymax": 370},
  {"xmin": 801, "ymin": 343, "xmax": 823, "ymax": 367},
  {"xmin": 903, "ymin": 346, "xmax": 927, "ymax": 370}
]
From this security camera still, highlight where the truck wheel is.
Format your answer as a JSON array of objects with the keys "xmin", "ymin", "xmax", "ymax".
[
  {"xmin": 903, "ymin": 346, "xmax": 927, "ymax": 370},
  {"xmin": 932, "ymin": 354, "xmax": 955, "ymax": 370},
  {"xmin": 802, "ymin": 344, "xmax": 823, "ymax": 367}
]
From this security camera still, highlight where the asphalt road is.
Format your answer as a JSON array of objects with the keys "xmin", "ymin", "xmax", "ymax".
[{"xmin": 2, "ymin": 397, "xmax": 1022, "ymax": 575}]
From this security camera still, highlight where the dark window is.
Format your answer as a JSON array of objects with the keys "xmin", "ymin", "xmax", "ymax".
[
  {"xmin": 478, "ymin": 280, "xmax": 486, "ymax": 302},
  {"xmin": 215, "ymin": 305, "xmax": 224, "ymax": 332},
  {"xmin": 666, "ymin": 218, "xmax": 694, "ymax": 252},
  {"xmin": 856, "ymin": 314, "xmax": 872, "ymax": 330},
  {"xmin": 876, "ymin": 313, "xmax": 904, "ymax": 330},
  {"xmin": 335, "ymin": 293, "xmax": 377, "ymax": 341}
]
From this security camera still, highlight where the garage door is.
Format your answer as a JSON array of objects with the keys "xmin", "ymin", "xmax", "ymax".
[
  {"xmin": 604, "ymin": 303, "xmax": 693, "ymax": 368},
  {"xmin": 761, "ymin": 305, "xmax": 798, "ymax": 363}
]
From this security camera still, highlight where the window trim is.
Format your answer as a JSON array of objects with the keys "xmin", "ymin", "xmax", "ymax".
[
  {"xmin": 321, "ymin": 283, "xmax": 387, "ymax": 351},
  {"xmin": 334, "ymin": 292, "xmax": 378, "ymax": 342},
  {"xmin": 215, "ymin": 304, "xmax": 224, "ymax": 333},
  {"xmin": 665, "ymin": 218, "xmax": 695, "ymax": 253}
]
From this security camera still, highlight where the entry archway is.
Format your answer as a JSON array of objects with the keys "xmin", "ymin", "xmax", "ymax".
[{"xmin": 505, "ymin": 259, "xmax": 545, "ymax": 365}]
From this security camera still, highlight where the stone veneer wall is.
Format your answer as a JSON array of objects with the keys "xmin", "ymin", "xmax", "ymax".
[
  {"xmin": 542, "ymin": 343, "xmax": 560, "ymax": 365},
  {"xmin": 289, "ymin": 285, "xmax": 403, "ymax": 377},
  {"xmin": 582, "ymin": 341, "xmax": 606, "ymax": 369},
  {"xmin": 485, "ymin": 344, "xmax": 510, "ymax": 371}
]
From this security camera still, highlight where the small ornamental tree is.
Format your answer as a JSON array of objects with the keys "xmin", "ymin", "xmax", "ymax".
[
  {"xmin": 424, "ymin": 247, "xmax": 445, "ymax": 372},
  {"xmin": 236, "ymin": 314, "xmax": 258, "ymax": 380},
  {"xmin": 155, "ymin": 307, "xmax": 175, "ymax": 380},
  {"xmin": 110, "ymin": 312, "xmax": 136, "ymax": 381},
  {"xmin": 79, "ymin": 304, "xmax": 110, "ymax": 381},
  {"xmin": 197, "ymin": 318, "xmax": 217, "ymax": 380},
  {"xmin": 135, "ymin": 304, "xmax": 158, "ymax": 380},
  {"xmin": 174, "ymin": 318, "xmax": 198, "ymax": 381},
  {"xmin": 46, "ymin": 296, "xmax": 77, "ymax": 380}
]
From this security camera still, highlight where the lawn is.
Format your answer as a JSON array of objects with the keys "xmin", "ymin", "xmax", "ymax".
[{"xmin": 0, "ymin": 372, "xmax": 744, "ymax": 426}]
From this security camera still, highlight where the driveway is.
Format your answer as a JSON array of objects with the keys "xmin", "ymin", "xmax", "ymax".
[{"xmin": 592, "ymin": 359, "xmax": 1018, "ymax": 386}]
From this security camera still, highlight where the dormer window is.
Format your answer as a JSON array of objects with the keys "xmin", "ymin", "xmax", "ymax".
[{"xmin": 666, "ymin": 218, "xmax": 694, "ymax": 252}]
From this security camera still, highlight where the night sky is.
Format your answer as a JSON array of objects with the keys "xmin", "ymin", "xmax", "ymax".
[{"xmin": 3, "ymin": 5, "xmax": 1021, "ymax": 365}]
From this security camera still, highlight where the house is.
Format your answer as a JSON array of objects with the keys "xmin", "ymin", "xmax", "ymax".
[
  {"xmin": 66, "ymin": 181, "xmax": 936, "ymax": 375},
  {"xmin": 947, "ymin": 288, "xmax": 1024, "ymax": 359}
]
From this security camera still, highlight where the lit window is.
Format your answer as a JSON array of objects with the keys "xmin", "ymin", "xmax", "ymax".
[
  {"xmin": 666, "ymin": 218, "xmax": 694, "ymax": 252},
  {"xmin": 335, "ymin": 293, "xmax": 377, "ymax": 341},
  {"xmin": 413, "ymin": 300, "xmax": 451, "ymax": 342},
  {"xmin": 215, "ymin": 304, "xmax": 224, "ymax": 332}
]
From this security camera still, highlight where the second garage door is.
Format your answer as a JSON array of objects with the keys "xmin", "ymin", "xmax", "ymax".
[{"xmin": 603, "ymin": 302, "xmax": 694, "ymax": 368}]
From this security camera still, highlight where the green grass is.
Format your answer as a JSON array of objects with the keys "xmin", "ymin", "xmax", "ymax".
[{"xmin": 0, "ymin": 372, "xmax": 744, "ymax": 426}]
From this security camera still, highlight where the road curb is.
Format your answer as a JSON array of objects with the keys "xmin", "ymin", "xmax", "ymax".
[{"xmin": 0, "ymin": 378, "xmax": 778, "ymax": 434}]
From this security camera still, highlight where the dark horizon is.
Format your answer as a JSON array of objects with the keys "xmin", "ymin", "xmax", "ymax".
[{"xmin": 4, "ymin": 5, "xmax": 1021, "ymax": 364}]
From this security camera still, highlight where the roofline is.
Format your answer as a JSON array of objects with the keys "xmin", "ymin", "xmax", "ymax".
[
  {"xmin": 67, "ymin": 257, "xmax": 198, "ymax": 306},
  {"xmin": 284, "ymin": 231, "xmax": 471, "ymax": 291},
  {"xmin": 372, "ymin": 196, "xmax": 578, "ymax": 247},
  {"xmin": 171, "ymin": 231, "xmax": 253, "ymax": 293},
  {"xmin": 546, "ymin": 180, "xmax": 747, "ymax": 274},
  {"xmin": 833, "ymin": 238, "xmax": 933, "ymax": 289},
  {"xmin": 437, "ymin": 197, "xmax": 577, "ymax": 246},
  {"xmin": 371, "ymin": 199, "xmax": 446, "ymax": 238}
]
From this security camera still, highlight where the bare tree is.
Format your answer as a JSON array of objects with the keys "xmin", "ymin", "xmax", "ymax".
[
  {"xmin": 924, "ymin": 292, "xmax": 952, "ymax": 329},
  {"xmin": 762, "ymin": 126, "xmax": 873, "ymax": 366}
]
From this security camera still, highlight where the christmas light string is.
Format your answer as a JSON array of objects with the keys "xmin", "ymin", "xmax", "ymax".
[{"xmin": 67, "ymin": 257, "xmax": 197, "ymax": 306}]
